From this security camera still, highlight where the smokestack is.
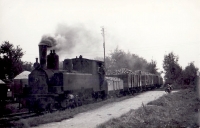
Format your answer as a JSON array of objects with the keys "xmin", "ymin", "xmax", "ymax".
[{"xmin": 39, "ymin": 45, "xmax": 47, "ymax": 69}]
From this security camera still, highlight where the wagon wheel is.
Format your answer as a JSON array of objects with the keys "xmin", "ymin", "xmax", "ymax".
[{"xmin": 131, "ymin": 90, "xmax": 134, "ymax": 95}]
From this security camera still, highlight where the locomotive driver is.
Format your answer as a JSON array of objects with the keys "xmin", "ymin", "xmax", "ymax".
[{"xmin": 98, "ymin": 64, "xmax": 105, "ymax": 90}]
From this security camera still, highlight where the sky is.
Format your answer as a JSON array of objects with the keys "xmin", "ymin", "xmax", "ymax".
[{"xmin": 0, "ymin": 0, "xmax": 200, "ymax": 73}]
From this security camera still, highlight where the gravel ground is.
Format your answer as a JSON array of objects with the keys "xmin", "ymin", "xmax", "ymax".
[{"xmin": 33, "ymin": 90, "xmax": 169, "ymax": 128}]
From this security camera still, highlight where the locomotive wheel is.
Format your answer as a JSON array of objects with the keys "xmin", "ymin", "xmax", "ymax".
[
  {"xmin": 60, "ymin": 99, "xmax": 67, "ymax": 109},
  {"xmin": 46, "ymin": 97, "xmax": 55, "ymax": 112},
  {"xmin": 67, "ymin": 100, "xmax": 76, "ymax": 109},
  {"xmin": 27, "ymin": 98, "xmax": 34, "ymax": 113},
  {"xmin": 74, "ymin": 98, "xmax": 82, "ymax": 107},
  {"xmin": 34, "ymin": 97, "xmax": 55, "ymax": 113},
  {"xmin": 35, "ymin": 98, "xmax": 47, "ymax": 113},
  {"xmin": 70, "ymin": 101, "xmax": 75, "ymax": 109},
  {"xmin": 47, "ymin": 103, "xmax": 54, "ymax": 113}
]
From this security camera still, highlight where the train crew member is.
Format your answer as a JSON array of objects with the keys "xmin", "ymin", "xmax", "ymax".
[{"xmin": 98, "ymin": 64, "xmax": 105, "ymax": 90}]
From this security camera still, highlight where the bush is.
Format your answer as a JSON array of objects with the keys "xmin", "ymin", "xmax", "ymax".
[{"xmin": 98, "ymin": 88, "xmax": 200, "ymax": 128}]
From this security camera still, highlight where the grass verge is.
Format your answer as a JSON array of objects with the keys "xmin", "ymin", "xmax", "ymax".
[{"xmin": 98, "ymin": 88, "xmax": 200, "ymax": 128}]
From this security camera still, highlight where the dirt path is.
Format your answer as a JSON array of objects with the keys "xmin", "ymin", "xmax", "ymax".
[{"xmin": 34, "ymin": 91, "xmax": 170, "ymax": 128}]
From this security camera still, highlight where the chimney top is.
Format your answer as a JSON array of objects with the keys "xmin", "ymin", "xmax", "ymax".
[
  {"xmin": 38, "ymin": 41, "xmax": 52, "ymax": 47},
  {"xmin": 36, "ymin": 58, "xmax": 38, "ymax": 62}
]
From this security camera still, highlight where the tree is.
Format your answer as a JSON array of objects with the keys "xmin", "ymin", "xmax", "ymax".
[
  {"xmin": 0, "ymin": 41, "xmax": 24, "ymax": 80},
  {"xmin": 146, "ymin": 60, "xmax": 158, "ymax": 74},
  {"xmin": 95, "ymin": 47, "xmax": 158, "ymax": 74},
  {"xmin": 22, "ymin": 61, "xmax": 33, "ymax": 71},
  {"xmin": 182, "ymin": 62, "xmax": 199, "ymax": 85},
  {"xmin": 110, "ymin": 47, "xmax": 127, "ymax": 69},
  {"xmin": 163, "ymin": 52, "xmax": 182, "ymax": 84}
]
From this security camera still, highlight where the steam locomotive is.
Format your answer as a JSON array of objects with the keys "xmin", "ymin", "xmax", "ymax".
[
  {"xmin": 23, "ymin": 44, "xmax": 108, "ymax": 112},
  {"xmin": 22, "ymin": 43, "xmax": 163, "ymax": 113}
]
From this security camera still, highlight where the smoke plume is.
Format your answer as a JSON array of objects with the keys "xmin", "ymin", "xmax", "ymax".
[
  {"xmin": 39, "ymin": 35, "xmax": 56, "ymax": 47},
  {"xmin": 41, "ymin": 24, "xmax": 102, "ymax": 60}
]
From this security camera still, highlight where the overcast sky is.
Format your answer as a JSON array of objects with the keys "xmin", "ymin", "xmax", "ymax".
[{"xmin": 0, "ymin": 0, "xmax": 199, "ymax": 72}]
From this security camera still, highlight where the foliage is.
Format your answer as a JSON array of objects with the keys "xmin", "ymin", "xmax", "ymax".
[
  {"xmin": 0, "ymin": 41, "xmax": 33, "ymax": 78},
  {"xmin": 163, "ymin": 52, "xmax": 182, "ymax": 84},
  {"xmin": 163, "ymin": 52, "xmax": 198, "ymax": 87},
  {"xmin": 0, "ymin": 41, "xmax": 24, "ymax": 80},
  {"xmin": 146, "ymin": 60, "xmax": 158, "ymax": 74}
]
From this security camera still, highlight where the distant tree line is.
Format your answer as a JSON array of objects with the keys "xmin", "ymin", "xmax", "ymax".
[
  {"xmin": 0, "ymin": 41, "xmax": 33, "ymax": 81},
  {"xmin": 96, "ymin": 47, "xmax": 159, "ymax": 75},
  {"xmin": 98, "ymin": 47, "xmax": 199, "ymax": 87}
]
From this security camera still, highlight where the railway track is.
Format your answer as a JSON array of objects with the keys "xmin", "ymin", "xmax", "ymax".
[
  {"xmin": 0, "ymin": 88, "xmax": 164, "ymax": 125},
  {"xmin": 0, "ymin": 111, "xmax": 41, "ymax": 122}
]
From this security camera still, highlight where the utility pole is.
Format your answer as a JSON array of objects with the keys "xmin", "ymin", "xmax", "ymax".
[{"xmin": 101, "ymin": 27, "xmax": 106, "ymax": 69}]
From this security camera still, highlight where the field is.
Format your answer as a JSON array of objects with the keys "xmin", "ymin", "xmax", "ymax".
[{"xmin": 98, "ymin": 87, "xmax": 200, "ymax": 128}]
